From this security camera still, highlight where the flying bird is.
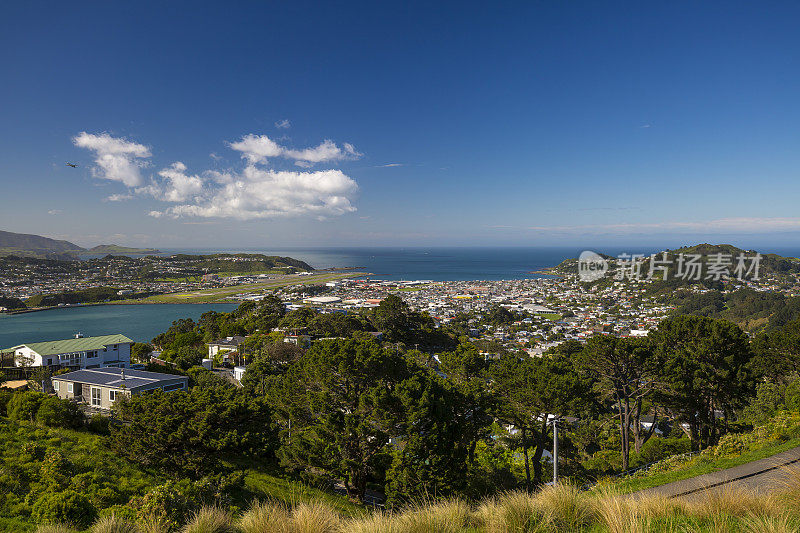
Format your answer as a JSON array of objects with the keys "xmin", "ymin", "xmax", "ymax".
[{"xmin": 66, "ymin": 162, "xmax": 78, "ymax": 168}]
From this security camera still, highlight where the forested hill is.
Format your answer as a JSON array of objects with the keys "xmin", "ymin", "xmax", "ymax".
[
  {"xmin": 550, "ymin": 243, "xmax": 800, "ymax": 279},
  {"xmin": 0, "ymin": 230, "xmax": 84, "ymax": 260},
  {"xmin": 662, "ymin": 243, "xmax": 800, "ymax": 274},
  {"xmin": 87, "ymin": 244, "xmax": 161, "ymax": 254},
  {"xmin": 163, "ymin": 253, "xmax": 314, "ymax": 272}
]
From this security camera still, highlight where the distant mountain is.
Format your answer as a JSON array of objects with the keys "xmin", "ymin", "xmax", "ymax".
[
  {"xmin": 0, "ymin": 230, "xmax": 84, "ymax": 259},
  {"xmin": 87, "ymin": 244, "xmax": 161, "ymax": 254}
]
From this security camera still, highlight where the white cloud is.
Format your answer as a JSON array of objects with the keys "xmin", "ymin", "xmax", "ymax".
[
  {"xmin": 157, "ymin": 162, "xmax": 205, "ymax": 202},
  {"xmin": 228, "ymin": 134, "xmax": 283, "ymax": 164},
  {"xmin": 73, "ymin": 132, "xmax": 151, "ymax": 187},
  {"xmin": 149, "ymin": 166, "xmax": 358, "ymax": 220},
  {"xmin": 275, "ymin": 119, "xmax": 291, "ymax": 129},
  {"xmin": 106, "ymin": 193, "xmax": 133, "ymax": 202},
  {"xmin": 376, "ymin": 163, "xmax": 403, "ymax": 167},
  {"xmin": 228, "ymin": 134, "xmax": 361, "ymax": 165},
  {"xmin": 47, "ymin": 209, "xmax": 63, "ymax": 215},
  {"xmin": 74, "ymin": 131, "xmax": 361, "ymax": 220}
]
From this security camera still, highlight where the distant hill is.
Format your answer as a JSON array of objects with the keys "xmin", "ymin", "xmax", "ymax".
[
  {"xmin": 87, "ymin": 244, "xmax": 161, "ymax": 254},
  {"xmin": 0, "ymin": 231, "xmax": 163, "ymax": 259},
  {"xmin": 0, "ymin": 230, "xmax": 84, "ymax": 259}
]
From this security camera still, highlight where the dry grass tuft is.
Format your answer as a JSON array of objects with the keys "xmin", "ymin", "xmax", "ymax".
[
  {"xmin": 688, "ymin": 485, "xmax": 780, "ymax": 519},
  {"xmin": 238, "ymin": 501, "xmax": 292, "ymax": 533},
  {"xmin": 289, "ymin": 501, "xmax": 341, "ymax": 533},
  {"xmin": 740, "ymin": 512, "xmax": 800, "ymax": 533},
  {"xmin": 90, "ymin": 514, "xmax": 140, "ymax": 533},
  {"xmin": 340, "ymin": 511, "xmax": 399, "ymax": 533},
  {"xmin": 476, "ymin": 491, "xmax": 546, "ymax": 533},
  {"xmin": 182, "ymin": 506, "xmax": 236, "ymax": 533},
  {"xmin": 392, "ymin": 498, "xmax": 473, "ymax": 533},
  {"xmin": 536, "ymin": 483, "xmax": 595, "ymax": 530},
  {"xmin": 35, "ymin": 525, "xmax": 77, "ymax": 533}
]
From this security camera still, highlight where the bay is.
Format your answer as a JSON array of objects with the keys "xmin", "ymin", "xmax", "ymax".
[
  {"xmin": 0, "ymin": 303, "xmax": 237, "ymax": 348},
  {"xmin": 134, "ymin": 246, "xmax": 664, "ymax": 281}
]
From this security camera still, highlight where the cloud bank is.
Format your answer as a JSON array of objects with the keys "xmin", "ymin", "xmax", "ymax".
[
  {"xmin": 74, "ymin": 132, "xmax": 361, "ymax": 220},
  {"xmin": 523, "ymin": 217, "xmax": 800, "ymax": 235}
]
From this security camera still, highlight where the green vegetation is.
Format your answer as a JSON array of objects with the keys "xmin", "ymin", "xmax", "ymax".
[
  {"xmin": 85, "ymin": 245, "xmax": 161, "ymax": 254},
  {"xmin": 0, "ymin": 230, "xmax": 83, "ymax": 260},
  {"xmin": 10, "ymin": 277, "xmax": 800, "ymax": 530},
  {"xmin": 26, "ymin": 287, "xmax": 154, "ymax": 308}
]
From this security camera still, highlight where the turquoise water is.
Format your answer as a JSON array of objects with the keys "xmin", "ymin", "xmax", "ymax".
[{"xmin": 0, "ymin": 304, "xmax": 237, "ymax": 348}]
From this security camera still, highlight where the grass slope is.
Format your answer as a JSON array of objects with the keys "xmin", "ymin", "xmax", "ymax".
[{"xmin": 0, "ymin": 418, "xmax": 360, "ymax": 532}]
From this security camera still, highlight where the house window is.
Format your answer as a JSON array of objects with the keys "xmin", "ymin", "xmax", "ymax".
[
  {"xmin": 162, "ymin": 383, "xmax": 185, "ymax": 392},
  {"xmin": 53, "ymin": 381, "xmax": 59, "ymax": 391},
  {"xmin": 67, "ymin": 383, "xmax": 74, "ymax": 393},
  {"xmin": 91, "ymin": 387, "xmax": 101, "ymax": 406},
  {"xmin": 109, "ymin": 390, "xmax": 117, "ymax": 402}
]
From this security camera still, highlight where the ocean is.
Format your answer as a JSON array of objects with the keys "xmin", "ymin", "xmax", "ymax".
[{"xmin": 152, "ymin": 246, "xmax": 666, "ymax": 281}]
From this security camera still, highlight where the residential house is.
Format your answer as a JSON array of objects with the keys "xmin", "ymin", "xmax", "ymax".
[
  {"xmin": 3, "ymin": 334, "xmax": 132, "ymax": 369},
  {"xmin": 52, "ymin": 367, "xmax": 189, "ymax": 410},
  {"xmin": 207, "ymin": 336, "xmax": 247, "ymax": 362}
]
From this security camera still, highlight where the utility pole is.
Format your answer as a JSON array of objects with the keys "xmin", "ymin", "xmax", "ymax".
[{"xmin": 552, "ymin": 417, "xmax": 560, "ymax": 484}]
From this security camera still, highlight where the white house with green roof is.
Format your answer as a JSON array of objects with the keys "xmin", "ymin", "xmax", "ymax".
[{"xmin": 4, "ymin": 334, "xmax": 133, "ymax": 369}]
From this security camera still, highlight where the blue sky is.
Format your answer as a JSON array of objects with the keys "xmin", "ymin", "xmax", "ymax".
[{"xmin": 2, "ymin": 1, "xmax": 800, "ymax": 249}]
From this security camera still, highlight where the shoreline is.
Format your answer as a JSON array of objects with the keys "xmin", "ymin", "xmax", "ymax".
[{"xmin": 2, "ymin": 301, "xmax": 239, "ymax": 316}]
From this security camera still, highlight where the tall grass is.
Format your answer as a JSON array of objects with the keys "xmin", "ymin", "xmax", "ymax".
[
  {"xmin": 28, "ymin": 471, "xmax": 800, "ymax": 533},
  {"xmin": 182, "ymin": 507, "xmax": 236, "ymax": 533},
  {"xmin": 90, "ymin": 514, "xmax": 140, "ymax": 533},
  {"xmin": 238, "ymin": 501, "xmax": 291, "ymax": 533},
  {"xmin": 35, "ymin": 525, "xmax": 76, "ymax": 533}
]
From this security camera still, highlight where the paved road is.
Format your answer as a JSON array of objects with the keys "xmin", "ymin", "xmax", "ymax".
[{"xmin": 637, "ymin": 446, "xmax": 800, "ymax": 500}]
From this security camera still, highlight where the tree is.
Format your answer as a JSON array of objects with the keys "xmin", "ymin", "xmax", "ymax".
[
  {"xmin": 437, "ymin": 343, "xmax": 493, "ymax": 468},
  {"xmin": 111, "ymin": 387, "xmax": 274, "ymax": 478},
  {"xmin": 649, "ymin": 315, "xmax": 753, "ymax": 450},
  {"xmin": 488, "ymin": 352, "xmax": 590, "ymax": 487},
  {"xmin": 267, "ymin": 337, "xmax": 408, "ymax": 502},
  {"xmin": 750, "ymin": 317, "xmax": 800, "ymax": 382},
  {"xmin": 385, "ymin": 369, "xmax": 472, "ymax": 504},
  {"xmin": 131, "ymin": 343, "xmax": 153, "ymax": 364},
  {"xmin": 577, "ymin": 336, "xmax": 656, "ymax": 470},
  {"xmin": 485, "ymin": 305, "xmax": 515, "ymax": 326}
]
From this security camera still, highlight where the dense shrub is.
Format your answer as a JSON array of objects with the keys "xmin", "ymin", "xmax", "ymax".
[
  {"xmin": 32, "ymin": 490, "xmax": 97, "ymax": 529},
  {"xmin": 36, "ymin": 397, "xmax": 83, "ymax": 429},
  {"xmin": 785, "ymin": 378, "xmax": 800, "ymax": 411},
  {"xmin": 636, "ymin": 437, "xmax": 691, "ymax": 465},
  {"xmin": 87, "ymin": 414, "xmax": 111, "ymax": 435},
  {"xmin": 7, "ymin": 390, "xmax": 47, "ymax": 422},
  {"xmin": 0, "ymin": 389, "xmax": 13, "ymax": 413}
]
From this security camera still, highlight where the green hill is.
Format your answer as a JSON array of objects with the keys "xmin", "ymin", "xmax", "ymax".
[
  {"xmin": 87, "ymin": 244, "xmax": 161, "ymax": 254},
  {"xmin": 0, "ymin": 230, "xmax": 84, "ymax": 260}
]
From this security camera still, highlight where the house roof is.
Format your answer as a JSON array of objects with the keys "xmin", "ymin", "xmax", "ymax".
[
  {"xmin": 208, "ymin": 336, "xmax": 247, "ymax": 346},
  {"xmin": 4, "ymin": 334, "xmax": 134, "ymax": 356},
  {"xmin": 53, "ymin": 367, "xmax": 187, "ymax": 390}
]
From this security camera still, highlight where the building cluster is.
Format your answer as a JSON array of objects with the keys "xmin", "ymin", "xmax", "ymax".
[
  {"xmin": 0, "ymin": 255, "xmax": 287, "ymax": 302},
  {"xmin": 0, "ymin": 333, "xmax": 188, "ymax": 411}
]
